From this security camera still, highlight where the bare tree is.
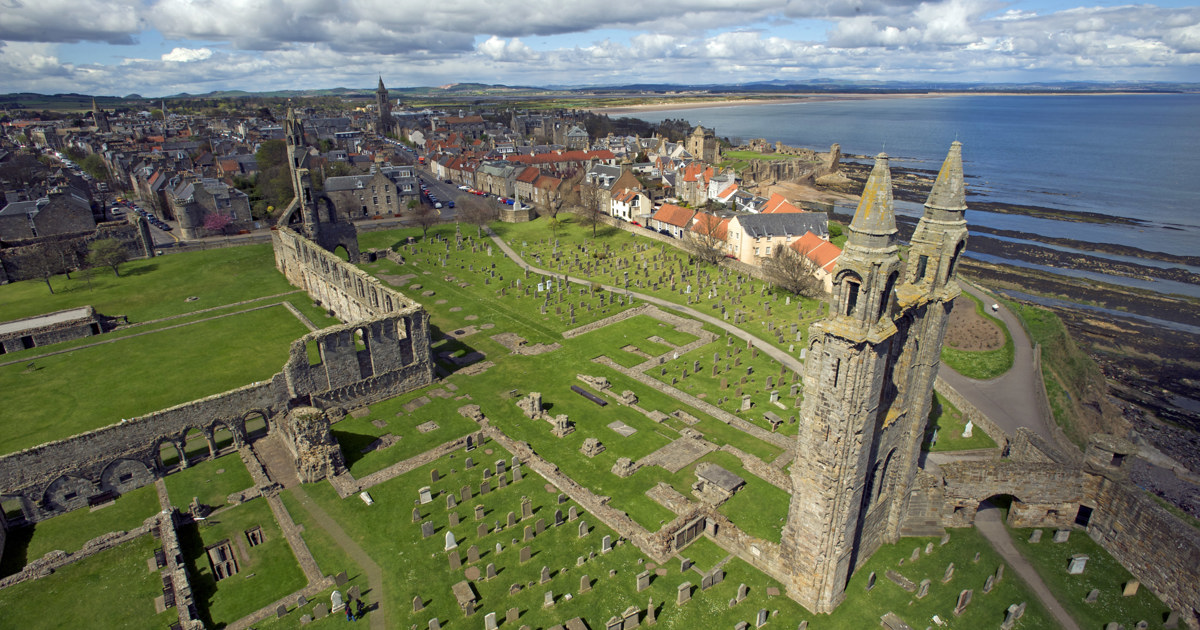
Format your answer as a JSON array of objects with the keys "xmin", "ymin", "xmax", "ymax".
[
  {"xmin": 762, "ymin": 242, "xmax": 823, "ymax": 297},
  {"xmin": 576, "ymin": 182, "xmax": 606, "ymax": 238},
  {"xmin": 50, "ymin": 241, "xmax": 79, "ymax": 280},
  {"xmin": 87, "ymin": 237, "xmax": 129, "ymax": 278},
  {"xmin": 687, "ymin": 212, "xmax": 727, "ymax": 265},
  {"xmin": 457, "ymin": 195, "xmax": 496, "ymax": 238},
  {"xmin": 411, "ymin": 203, "xmax": 440, "ymax": 237},
  {"xmin": 24, "ymin": 243, "xmax": 61, "ymax": 294}
]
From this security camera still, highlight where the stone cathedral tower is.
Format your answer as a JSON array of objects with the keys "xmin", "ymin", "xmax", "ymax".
[
  {"xmin": 780, "ymin": 143, "xmax": 968, "ymax": 614},
  {"xmin": 281, "ymin": 107, "xmax": 360, "ymax": 261},
  {"xmin": 375, "ymin": 77, "xmax": 393, "ymax": 136}
]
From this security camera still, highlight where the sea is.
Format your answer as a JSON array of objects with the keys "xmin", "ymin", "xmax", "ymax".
[{"xmin": 618, "ymin": 94, "xmax": 1200, "ymax": 301}]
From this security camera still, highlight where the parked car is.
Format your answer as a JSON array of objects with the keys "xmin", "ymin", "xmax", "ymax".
[{"xmin": 448, "ymin": 201, "xmax": 455, "ymax": 208}]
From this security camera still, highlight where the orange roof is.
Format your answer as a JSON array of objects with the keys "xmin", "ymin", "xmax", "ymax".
[
  {"xmin": 534, "ymin": 174, "xmax": 562, "ymax": 190},
  {"xmin": 651, "ymin": 204, "xmax": 695, "ymax": 228},
  {"xmin": 516, "ymin": 167, "xmax": 540, "ymax": 184},
  {"xmin": 444, "ymin": 115, "xmax": 485, "ymax": 124},
  {"xmin": 503, "ymin": 150, "xmax": 615, "ymax": 165},
  {"xmin": 717, "ymin": 183, "xmax": 738, "ymax": 198},
  {"xmin": 690, "ymin": 212, "xmax": 729, "ymax": 240},
  {"xmin": 762, "ymin": 192, "xmax": 804, "ymax": 214},
  {"xmin": 791, "ymin": 232, "xmax": 842, "ymax": 272}
]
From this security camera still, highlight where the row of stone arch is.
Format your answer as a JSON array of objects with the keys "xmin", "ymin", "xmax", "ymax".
[{"xmin": 2, "ymin": 411, "xmax": 274, "ymax": 524}]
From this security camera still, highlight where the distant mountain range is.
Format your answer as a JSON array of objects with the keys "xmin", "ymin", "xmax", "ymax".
[{"xmin": 3, "ymin": 80, "xmax": 1197, "ymax": 110}]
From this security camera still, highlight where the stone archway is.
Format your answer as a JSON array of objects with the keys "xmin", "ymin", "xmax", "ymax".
[{"xmin": 99, "ymin": 459, "xmax": 153, "ymax": 494}]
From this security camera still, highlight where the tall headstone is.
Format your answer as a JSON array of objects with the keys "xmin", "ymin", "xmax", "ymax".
[
  {"xmin": 419, "ymin": 486, "xmax": 433, "ymax": 504},
  {"xmin": 579, "ymin": 520, "xmax": 589, "ymax": 537},
  {"xmin": 677, "ymin": 582, "xmax": 692, "ymax": 605},
  {"xmin": 580, "ymin": 574, "xmax": 591, "ymax": 593},
  {"xmin": 444, "ymin": 531, "xmax": 458, "ymax": 551},
  {"xmin": 953, "ymin": 589, "xmax": 973, "ymax": 616},
  {"xmin": 756, "ymin": 608, "xmax": 769, "ymax": 628},
  {"xmin": 421, "ymin": 521, "xmax": 434, "ymax": 538},
  {"xmin": 637, "ymin": 571, "xmax": 651, "ymax": 592},
  {"xmin": 520, "ymin": 546, "xmax": 531, "ymax": 564},
  {"xmin": 484, "ymin": 612, "xmax": 497, "ymax": 630}
]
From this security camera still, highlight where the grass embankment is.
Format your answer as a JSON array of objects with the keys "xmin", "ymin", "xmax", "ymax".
[
  {"xmin": 717, "ymin": 149, "xmax": 794, "ymax": 173},
  {"xmin": 941, "ymin": 291, "xmax": 1014, "ymax": 380},
  {"xmin": 1007, "ymin": 300, "xmax": 1106, "ymax": 449},
  {"xmin": 924, "ymin": 391, "xmax": 998, "ymax": 452}
]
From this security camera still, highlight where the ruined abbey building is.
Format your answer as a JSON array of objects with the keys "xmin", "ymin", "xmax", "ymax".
[{"xmin": 0, "ymin": 107, "xmax": 435, "ymax": 525}]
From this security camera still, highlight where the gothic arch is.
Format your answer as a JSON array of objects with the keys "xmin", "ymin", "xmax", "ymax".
[
  {"xmin": 946, "ymin": 240, "xmax": 966, "ymax": 282},
  {"xmin": 99, "ymin": 458, "xmax": 153, "ymax": 494},
  {"xmin": 316, "ymin": 194, "xmax": 339, "ymax": 224},
  {"xmin": 44, "ymin": 475, "xmax": 95, "ymax": 511}
]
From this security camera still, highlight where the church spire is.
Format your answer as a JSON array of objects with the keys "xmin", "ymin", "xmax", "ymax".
[
  {"xmin": 925, "ymin": 141, "xmax": 965, "ymax": 213},
  {"xmin": 849, "ymin": 152, "xmax": 897, "ymax": 241},
  {"xmin": 378, "ymin": 76, "xmax": 386, "ymax": 91}
]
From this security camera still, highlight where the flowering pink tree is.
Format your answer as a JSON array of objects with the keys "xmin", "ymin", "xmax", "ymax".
[{"xmin": 203, "ymin": 212, "xmax": 233, "ymax": 234}]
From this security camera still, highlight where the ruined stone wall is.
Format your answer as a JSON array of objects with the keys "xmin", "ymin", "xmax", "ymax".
[
  {"xmin": 0, "ymin": 306, "xmax": 103, "ymax": 354},
  {"xmin": 934, "ymin": 375, "xmax": 1010, "ymax": 452},
  {"xmin": 939, "ymin": 460, "xmax": 1084, "ymax": 528},
  {"xmin": 1087, "ymin": 473, "xmax": 1200, "ymax": 628},
  {"xmin": 0, "ymin": 221, "xmax": 151, "ymax": 283}
]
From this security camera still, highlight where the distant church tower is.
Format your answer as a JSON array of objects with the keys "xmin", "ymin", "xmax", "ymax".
[
  {"xmin": 92, "ymin": 97, "xmax": 110, "ymax": 133},
  {"xmin": 375, "ymin": 77, "xmax": 393, "ymax": 136},
  {"xmin": 780, "ymin": 143, "xmax": 968, "ymax": 614},
  {"xmin": 686, "ymin": 125, "xmax": 717, "ymax": 163}
]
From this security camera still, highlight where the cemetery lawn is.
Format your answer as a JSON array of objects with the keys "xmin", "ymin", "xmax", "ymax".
[
  {"xmin": 0, "ymin": 483, "xmax": 159, "ymax": 577},
  {"xmin": 0, "ymin": 304, "xmax": 311, "ymax": 455},
  {"xmin": 941, "ymin": 291, "xmax": 1015, "ymax": 380},
  {"xmin": 1010, "ymin": 526, "xmax": 1170, "ymax": 630},
  {"xmin": 164, "ymin": 452, "xmax": 255, "ymax": 510},
  {"xmin": 924, "ymin": 391, "xmax": 998, "ymax": 452},
  {"xmin": 179, "ymin": 497, "xmax": 306, "ymax": 627},
  {"xmin": 0, "ymin": 533, "xmax": 179, "ymax": 629}
]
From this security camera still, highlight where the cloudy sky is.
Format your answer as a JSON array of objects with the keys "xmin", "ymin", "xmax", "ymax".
[{"xmin": 1, "ymin": 0, "xmax": 1198, "ymax": 96}]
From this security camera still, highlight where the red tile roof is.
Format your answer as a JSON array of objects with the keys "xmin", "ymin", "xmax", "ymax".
[
  {"xmin": 503, "ymin": 150, "xmax": 615, "ymax": 165},
  {"xmin": 516, "ymin": 167, "xmax": 540, "ymax": 184},
  {"xmin": 651, "ymin": 203, "xmax": 695, "ymax": 228},
  {"xmin": 690, "ymin": 212, "xmax": 729, "ymax": 240},
  {"xmin": 762, "ymin": 192, "xmax": 804, "ymax": 214},
  {"xmin": 791, "ymin": 231, "xmax": 842, "ymax": 272}
]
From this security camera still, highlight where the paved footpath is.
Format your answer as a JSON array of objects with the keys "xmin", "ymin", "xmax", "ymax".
[
  {"xmin": 939, "ymin": 283, "xmax": 1056, "ymax": 443},
  {"xmin": 975, "ymin": 504, "xmax": 1080, "ymax": 630}
]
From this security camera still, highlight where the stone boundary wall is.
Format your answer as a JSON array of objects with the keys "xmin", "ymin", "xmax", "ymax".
[
  {"xmin": 0, "ymin": 305, "xmax": 103, "ymax": 354},
  {"xmin": 939, "ymin": 460, "xmax": 1083, "ymax": 503},
  {"xmin": 344, "ymin": 429, "xmax": 487, "ymax": 496},
  {"xmin": 593, "ymin": 355, "xmax": 792, "ymax": 451},
  {"xmin": 933, "ymin": 375, "xmax": 1009, "ymax": 451},
  {"xmin": 158, "ymin": 510, "xmax": 206, "ymax": 629},
  {"xmin": 716, "ymin": 445, "xmax": 790, "ymax": 490},
  {"xmin": 702, "ymin": 509, "xmax": 788, "ymax": 584},
  {"xmin": 1088, "ymin": 475, "xmax": 1200, "ymax": 629},
  {"xmin": 0, "ymin": 221, "xmax": 152, "ymax": 283},
  {"xmin": 560, "ymin": 304, "xmax": 653, "ymax": 339},
  {"xmin": 0, "ymin": 517, "xmax": 156, "ymax": 590}
]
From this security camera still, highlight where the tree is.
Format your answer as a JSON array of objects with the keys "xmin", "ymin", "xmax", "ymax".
[
  {"xmin": 762, "ymin": 242, "xmax": 823, "ymax": 297},
  {"xmin": 687, "ymin": 213, "xmax": 727, "ymax": 265},
  {"xmin": 80, "ymin": 153, "xmax": 109, "ymax": 182},
  {"xmin": 406, "ymin": 199, "xmax": 418, "ymax": 215},
  {"xmin": 547, "ymin": 216, "xmax": 562, "ymax": 240},
  {"xmin": 576, "ymin": 182, "xmax": 606, "ymax": 238},
  {"xmin": 412, "ymin": 203, "xmax": 440, "ymax": 237},
  {"xmin": 87, "ymin": 238, "xmax": 129, "ymax": 278},
  {"xmin": 203, "ymin": 212, "xmax": 233, "ymax": 234},
  {"xmin": 456, "ymin": 195, "xmax": 495, "ymax": 238},
  {"xmin": 24, "ymin": 243, "xmax": 61, "ymax": 294},
  {"xmin": 51, "ymin": 241, "xmax": 78, "ymax": 279}
]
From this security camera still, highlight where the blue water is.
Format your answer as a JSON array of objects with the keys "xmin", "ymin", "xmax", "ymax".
[{"xmin": 620, "ymin": 94, "xmax": 1200, "ymax": 258}]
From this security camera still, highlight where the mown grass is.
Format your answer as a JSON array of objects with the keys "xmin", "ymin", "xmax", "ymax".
[
  {"xmin": 1010, "ymin": 526, "xmax": 1170, "ymax": 630},
  {"xmin": 941, "ymin": 291, "xmax": 1014, "ymax": 380},
  {"xmin": 0, "ymin": 483, "xmax": 159, "ymax": 577},
  {"xmin": 924, "ymin": 391, "xmax": 998, "ymax": 452},
  {"xmin": 0, "ymin": 305, "xmax": 311, "ymax": 455},
  {"xmin": 163, "ymin": 451, "xmax": 255, "ymax": 511},
  {"xmin": 0, "ymin": 534, "xmax": 179, "ymax": 629}
]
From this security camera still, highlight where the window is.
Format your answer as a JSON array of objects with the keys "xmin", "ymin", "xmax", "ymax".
[
  {"xmin": 915, "ymin": 255, "xmax": 929, "ymax": 281},
  {"xmin": 372, "ymin": 196, "xmax": 378, "ymax": 205},
  {"xmin": 386, "ymin": 196, "xmax": 391, "ymax": 204},
  {"xmin": 845, "ymin": 280, "xmax": 860, "ymax": 316},
  {"xmin": 765, "ymin": 245, "xmax": 772, "ymax": 256}
]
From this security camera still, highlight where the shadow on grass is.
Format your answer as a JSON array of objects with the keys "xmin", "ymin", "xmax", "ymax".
[
  {"xmin": 176, "ymin": 519, "xmax": 220, "ymax": 629},
  {"xmin": 119, "ymin": 264, "xmax": 158, "ymax": 277},
  {"xmin": 0, "ymin": 525, "xmax": 33, "ymax": 578},
  {"xmin": 334, "ymin": 429, "xmax": 383, "ymax": 470}
]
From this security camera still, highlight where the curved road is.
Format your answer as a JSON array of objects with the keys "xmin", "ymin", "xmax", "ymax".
[{"xmin": 939, "ymin": 283, "xmax": 1057, "ymax": 443}]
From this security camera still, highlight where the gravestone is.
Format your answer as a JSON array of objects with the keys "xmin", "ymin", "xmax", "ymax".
[
  {"xmin": 524, "ymin": 526, "xmax": 534, "ymax": 541},
  {"xmin": 1067, "ymin": 554, "xmax": 1089, "ymax": 574},
  {"xmin": 481, "ymin": 481, "xmax": 491, "ymax": 495},
  {"xmin": 447, "ymin": 494, "xmax": 457, "ymax": 509},
  {"xmin": 445, "ymin": 531, "xmax": 458, "ymax": 551},
  {"xmin": 737, "ymin": 583, "xmax": 749, "ymax": 601},
  {"xmin": 487, "ymin": 563, "xmax": 497, "ymax": 579},
  {"xmin": 756, "ymin": 608, "xmax": 768, "ymax": 628},
  {"xmin": 555, "ymin": 509, "xmax": 564, "ymax": 526},
  {"xmin": 866, "ymin": 571, "xmax": 877, "ymax": 591},
  {"xmin": 1084, "ymin": 589, "xmax": 1099, "ymax": 603},
  {"xmin": 413, "ymin": 596, "xmax": 424, "ymax": 612},
  {"xmin": 508, "ymin": 512, "xmax": 517, "ymax": 527},
  {"xmin": 467, "ymin": 545, "xmax": 480, "ymax": 564},
  {"xmin": 484, "ymin": 612, "xmax": 497, "ymax": 630},
  {"xmin": 449, "ymin": 550, "xmax": 461, "ymax": 569},
  {"xmin": 477, "ymin": 523, "xmax": 488, "ymax": 539},
  {"xmin": 580, "ymin": 575, "xmax": 591, "ymax": 593},
  {"xmin": 449, "ymin": 513, "xmax": 459, "ymax": 527},
  {"xmin": 276, "ymin": 604, "xmax": 288, "ymax": 618},
  {"xmin": 496, "ymin": 542, "xmax": 503, "ymax": 555},
  {"xmin": 461, "ymin": 485, "xmax": 471, "ymax": 501},
  {"xmin": 431, "ymin": 469, "xmax": 440, "ymax": 483},
  {"xmin": 429, "ymin": 619, "xmax": 441, "ymax": 630},
  {"xmin": 917, "ymin": 579, "xmax": 931, "ymax": 599},
  {"xmin": 995, "ymin": 564, "xmax": 1005, "ymax": 583},
  {"xmin": 953, "ymin": 589, "xmax": 973, "ymax": 616},
  {"xmin": 1053, "ymin": 529, "xmax": 1071, "ymax": 543},
  {"xmin": 910, "ymin": 547, "xmax": 920, "ymax": 562},
  {"xmin": 314, "ymin": 603, "xmax": 329, "ymax": 618},
  {"xmin": 421, "ymin": 521, "xmax": 435, "ymax": 538},
  {"xmin": 465, "ymin": 457, "xmax": 474, "ymax": 469},
  {"xmin": 1123, "ymin": 580, "xmax": 1140, "ymax": 596},
  {"xmin": 984, "ymin": 574, "xmax": 995, "ymax": 594},
  {"xmin": 507, "ymin": 608, "xmax": 519, "ymax": 624},
  {"xmin": 419, "ymin": 487, "xmax": 433, "ymax": 504},
  {"xmin": 331, "ymin": 590, "xmax": 345, "ymax": 612},
  {"xmin": 513, "ymin": 466, "xmax": 523, "ymax": 482},
  {"xmin": 925, "ymin": 542, "xmax": 934, "ymax": 555},
  {"xmin": 602, "ymin": 535, "xmax": 613, "ymax": 553},
  {"xmin": 521, "ymin": 497, "xmax": 533, "ymax": 519},
  {"xmin": 681, "ymin": 558, "xmax": 693, "ymax": 572},
  {"xmin": 413, "ymin": 507, "xmax": 422, "ymax": 523},
  {"xmin": 637, "ymin": 571, "xmax": 651, "ymax": 592},
  {"xmin": 942, "ymin": 562, "xmax": 955, "ymax": 583},
  {"xmin": 677, "ymin": 582, "xmax": 692, "ymax": 605},
  {"xmin": 347, "ymin": 585, "xmax": 359, "ymax": 600},
  {"xmin": 536, "ymin": 518, "xmax": 546, "ymax": 535},
  {"xmin": 579, "ymin": 520, "xmax": 589, "ymax": 537},
  {"xmin": 543, "ymin": 591, "xmax": 554, "ymax": 608},
  {"xmin": 541, "ymin": 566, "xmax": 551, "ymax": 584},
  {"xmin": 475, "ymin": 505, "xmax": 485, "ymax": 520},
  {"xmin": 520, "ymin": 546, "xmax": 531, "ymax": 563},
  {"xmin": 569, "ymin": 506, "xmax": 579, "ymax": 521},
  {"xmin": 1028, "ymin": 529, "xmax": 1043, "ymax": 543}
]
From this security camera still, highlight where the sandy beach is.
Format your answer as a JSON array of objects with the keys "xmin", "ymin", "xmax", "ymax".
[{"xmin": 589, "ymin": 93, "xmax": 949, "ymax": 115}]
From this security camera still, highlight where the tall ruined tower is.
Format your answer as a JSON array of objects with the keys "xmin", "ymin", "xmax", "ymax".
[
  {"xmin": 780, "ymin": 144, "xmax": 967, "ymax": 614},
  {"xmin": 281, "ymin": 106, "xmax": 361, "ymax": 262},
  {"xmin": 375, "ymin": 77, "xmax": 393, "ymax": 136},
  {"xmin": 91, "ymin": 98, "xmax": 110, "ymax": 133}
]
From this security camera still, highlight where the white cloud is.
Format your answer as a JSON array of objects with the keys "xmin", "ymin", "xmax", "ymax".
[
  {"xmin": 477, "ymin": 36, "xmax": 538, "ymax": 62},
  {"xmin": 161, "ymin": 47, "xmax": 213, "ymax": 62},
  {"xmin": 0, "ymin": 0, "xmax": 142, "ymax": 44}
]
